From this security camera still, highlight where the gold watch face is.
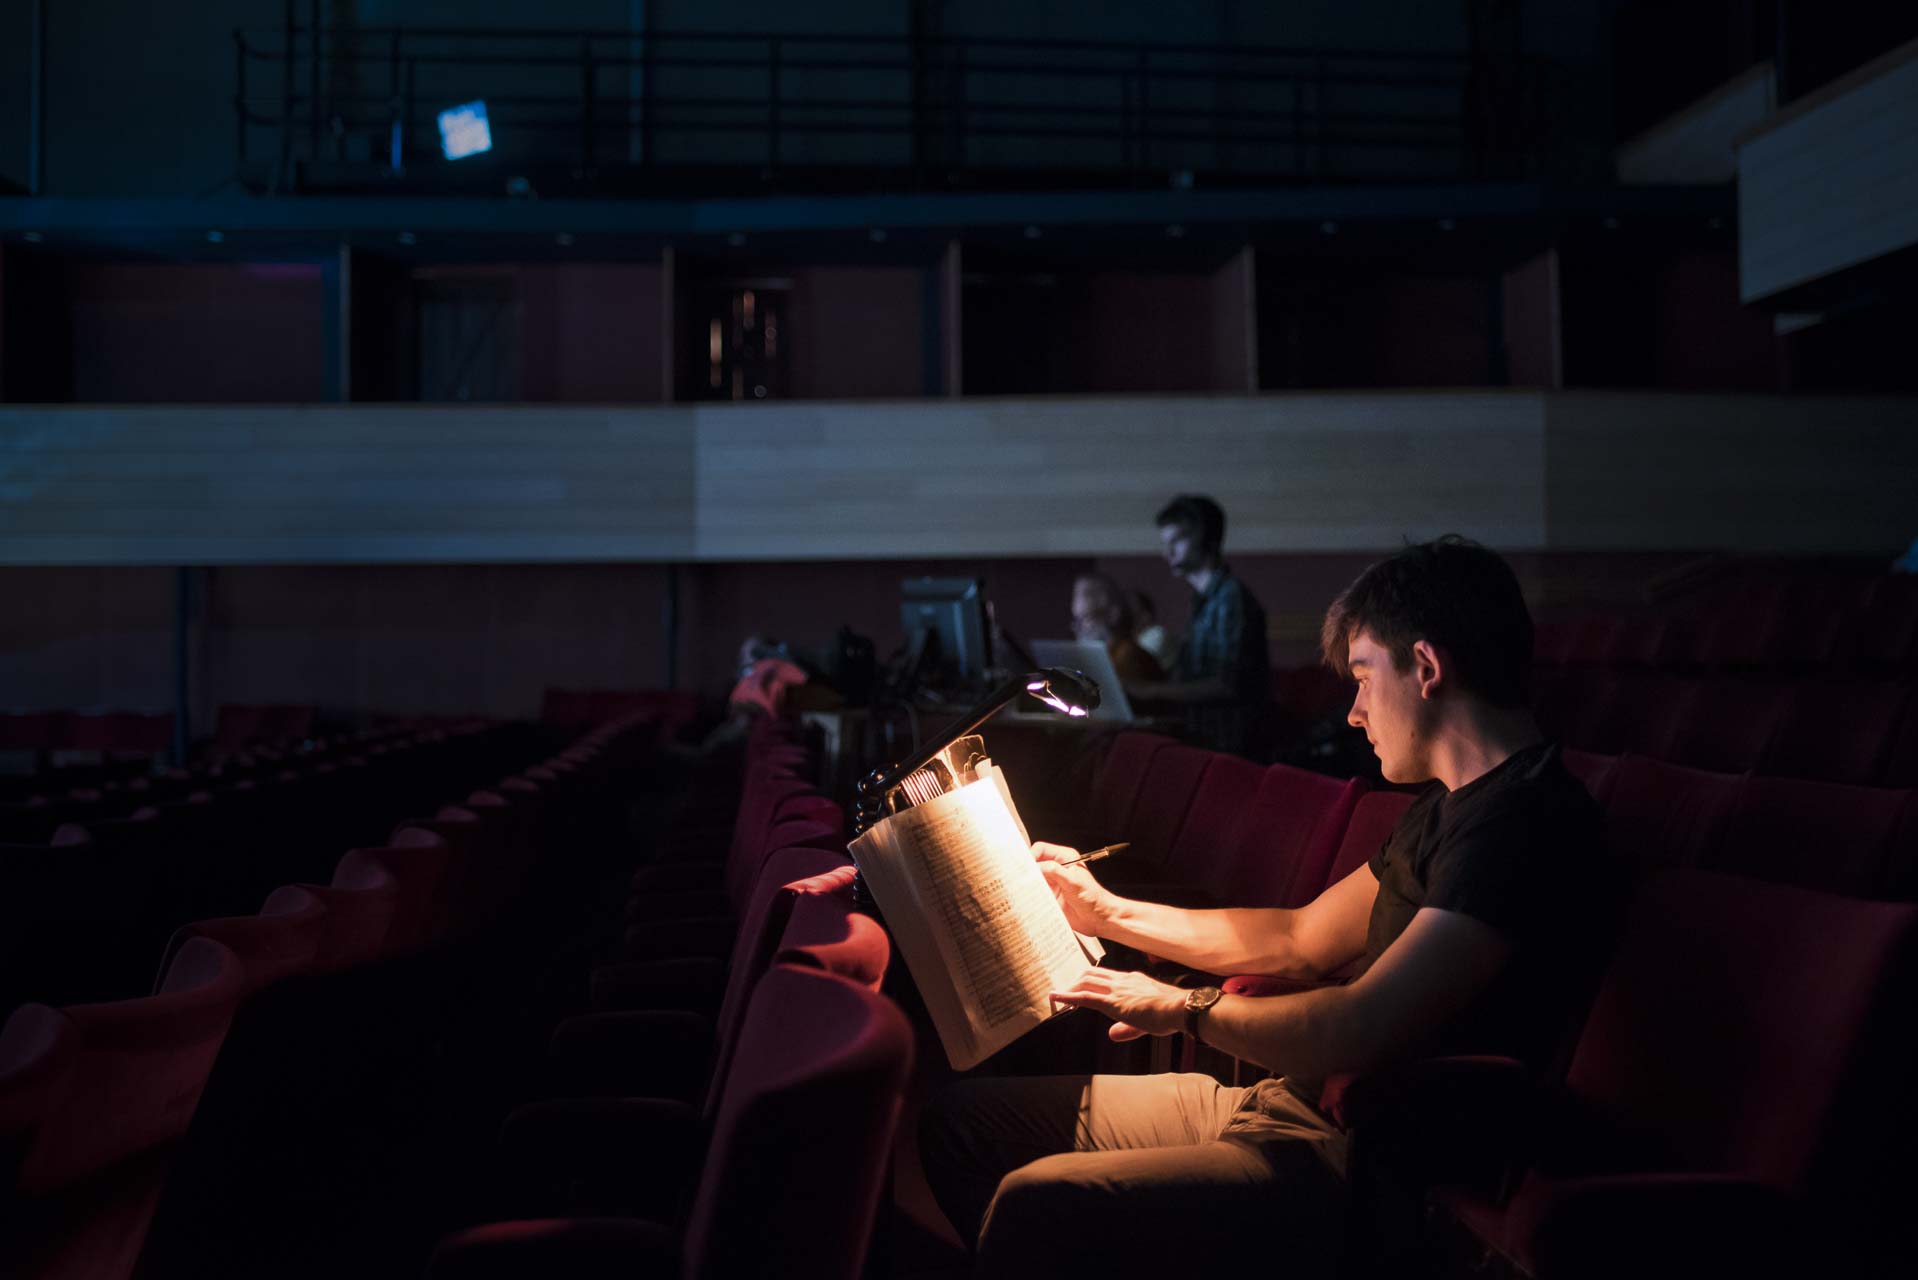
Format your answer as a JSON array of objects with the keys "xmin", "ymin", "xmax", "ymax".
[{"xmin": 1185, "ymin": 985, "xmax": 1223, "ymax": 1012}]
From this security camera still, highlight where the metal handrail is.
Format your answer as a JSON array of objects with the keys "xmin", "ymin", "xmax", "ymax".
[{"xmin": 232, "ymin": 20, "xmax": 1538, "ymax": 192}]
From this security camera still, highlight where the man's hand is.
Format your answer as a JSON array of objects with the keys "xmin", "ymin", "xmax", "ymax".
[
  {"xmin": 1032, "ymin": 842, "xmax": 1117, "ymax": 936},
  {"xmin": 1051, "ymin": 967, "xmax": 1188, "ymax": 1042}
]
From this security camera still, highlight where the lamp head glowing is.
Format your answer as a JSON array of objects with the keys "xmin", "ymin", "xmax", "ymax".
[{"xmin": 1026, "ymin": 667, "xmax": 1101, "ymax": 718}]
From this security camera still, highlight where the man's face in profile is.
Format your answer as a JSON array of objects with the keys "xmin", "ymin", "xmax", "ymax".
[
  {"xmin": 1158, "ymin": 521, "xmax": 1204, "ymax": 576},
  {"xmin": 1345, "ymin": 628, "xmax": 1433, "ymax": 784}
]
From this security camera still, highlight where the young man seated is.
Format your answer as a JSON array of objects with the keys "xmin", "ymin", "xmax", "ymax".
[{"xmin": 920, "ymin": 537, "xmax": 1610, "ymax": 1279}]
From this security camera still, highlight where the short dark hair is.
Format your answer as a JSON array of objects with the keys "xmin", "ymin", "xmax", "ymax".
[
  {"xmin": 1155, "ymin": 495, "xmax": 1225, "ymax": 553},
  {"xmin": 1320, "ymin": 536, "xmax": 1534, "ymax": 708}
]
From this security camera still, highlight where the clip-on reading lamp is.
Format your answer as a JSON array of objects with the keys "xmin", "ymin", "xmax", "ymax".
[{"xmin": 853, "ymin": 667, "xmax": 1101, "ymax": 836}]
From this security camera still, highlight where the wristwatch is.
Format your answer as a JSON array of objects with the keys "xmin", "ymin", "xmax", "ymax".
[{"xmin": 1183, "ymin": 985, "xmax": 1224, "ymax": 1041}]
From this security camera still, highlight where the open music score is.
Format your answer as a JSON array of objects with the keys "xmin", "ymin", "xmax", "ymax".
[{"xmin": 850, "ymin": 762, "xmax": 1102, "ymax": 1070}]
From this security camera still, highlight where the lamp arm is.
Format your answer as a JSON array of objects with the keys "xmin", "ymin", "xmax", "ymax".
[{"xmin": 854, "ymin": 675, "xmax": 1029, "ymax": 834}]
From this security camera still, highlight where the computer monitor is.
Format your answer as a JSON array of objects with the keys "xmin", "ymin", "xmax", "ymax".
[{"xmin": 900, "ymin": 576, "xmax": 993, "ymax": 689}]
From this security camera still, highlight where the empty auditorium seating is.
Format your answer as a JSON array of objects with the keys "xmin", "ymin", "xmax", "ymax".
[
  {"xmin": 428, "ymin": 962, "xmax": 913, "ymax": 1280},
  {"xmin": 1705, "ymin": 775, "xmax": 1910, "ymax": 897},
  {"xmin": 1121, "ymin": 743, "xmax": 1215, "ymax": 866},
  {"xmin": 1425, "ymin": 870, "xmax": 1918, "ymax": 1276},
  {"xmin": 1601, "ymin": 756, "xmax": 1743, "ymax": 871},
  {"xmin": 1, "ymin": 937, "xmax": 245, "ymax": 1280}
]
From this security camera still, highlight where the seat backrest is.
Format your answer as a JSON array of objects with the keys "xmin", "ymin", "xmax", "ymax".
[
  {"xmin": 1124, "ymin": 744, "xmax": 1215, "ymax": 865},
  {"xmin": 1704, "ymin": 776, "xmax": 1910, "ymax": 897},
  {"xmin": 1602, "ymin": 755, "xmax": 1744, "ymax": 872},
  {"xmin": 1851, "ymin": 575, "xmax": 1918, "ymax": 670},
  {"xmin": 1221, "ymin": 764, "xmax": 1366, "ymax": 908},
  {"xmin": 0, "ymin": 1003, "xmax": 75, "ymax": 1195},
  {"xmin": 1662, "ymin": 677, "xmax": 1788, "ymax": 774},
  {"xmin": 726, "ymin": 813, "xmax": 843, "ymax": 912},
  {"xmin": 339, "ymin": 832, "xmax": 450, "ymax": 951},
  {"xmin": 1878, "ymin": 696, "xmax": 1918, "ymax": 788},
  {"xmin": 1087, "ymin": 731, "xmax": 1178, "ymax": 844},
  {"xmin": 1322, "ymin": 790, "xmax": 1419, "ymax": 889},
  {"xmin": 1565, "ymin": 870, "xmax": 1918, "ymax": 1196},
  {"xmin": 1558, "ymin": 748, "xmax": 1620, "ymax": 806},
  {"xmin": 1165, "ymin": 753, "xmax": 1267, "ymax": 892},
  {"xmin": 301, "ymin": 857, "xmax": 401, "ymax": 972},
  {"xmin": 682, "ymin": 964, "xmax": 913, "ymax": 1280},
  {"xmin": 1579, "ymin": 672, "xmax": 1690, "ymax": 758},
  {"xmin": 18, "ymin": 936, "xmax": 244, "ymax": 1195},
  {"xmin": 153, "ymin": 884, "xmax": 329, "ymax": 999},
  {"xmin": 777, "ymin": 887, "xmax": 890, "ymax": 993},
  {"xmin": 706, "ymin": 846, "xmax": 857, "ymax": 1112}
]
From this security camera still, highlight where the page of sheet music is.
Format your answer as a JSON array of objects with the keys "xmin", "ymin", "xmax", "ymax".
[{"xmin": 851, "ymin": 772, "xmax": 1098, "ymax": 1070}]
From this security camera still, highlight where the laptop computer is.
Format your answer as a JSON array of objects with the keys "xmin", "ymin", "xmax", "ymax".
[{"xmin": 1027, "ymin": 639, "xmax": 1136, "ymax": 723}]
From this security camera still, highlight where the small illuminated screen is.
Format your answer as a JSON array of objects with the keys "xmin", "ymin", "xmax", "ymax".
[{"xmin": 438, "ymin": 101, "xmax": 493, "ymax": 160}]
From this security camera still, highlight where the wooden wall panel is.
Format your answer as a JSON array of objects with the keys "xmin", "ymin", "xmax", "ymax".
[
  {"xmin": 690, "ymin": 393, "xmax": 1546, "ymax": 560},
  {"xmin": 1543, "ymin": 392, "xmax": 1918, "ymax": 552},
  {"xmin": 1738, "ymin": 42, "xmax": 1918, "ymax": 301},
  {"xmin": 0, "ymin": 404, "xmax": 696, "ymax": 564},
  {"xmin": 4, "ymin": 392, "xmax": 1916, "ymax": 566}
]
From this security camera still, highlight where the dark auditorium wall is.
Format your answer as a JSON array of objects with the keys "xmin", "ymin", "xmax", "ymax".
[
  {"xmin": 65, "ymin": 264, "xmax": 327, "ymax": 403},
  {"xmin": 785, "ymin": 267, "xmax": 927, "ymax": 400},
  {"xmin": 0, "ymin": 550, "xmax": 1697, "ymax": 733},
  {"xmin": 517, "ymin": 264, "xmax": 665, "ymax": 402}
]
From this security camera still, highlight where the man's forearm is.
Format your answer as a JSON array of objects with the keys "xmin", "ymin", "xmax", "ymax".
[
  {"xmin": 1193, "ymin": 986, "xmax": 1377, "ymax": 1082},
  {"xmin": 1101, "ymin": 898, "xmax": 1323, "ymax": 979}
]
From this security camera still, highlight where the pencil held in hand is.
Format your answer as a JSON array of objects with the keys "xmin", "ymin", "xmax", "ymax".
[{"xmin": 1050, "ymin": 842, "xmax": 1129, "ymax": 869}]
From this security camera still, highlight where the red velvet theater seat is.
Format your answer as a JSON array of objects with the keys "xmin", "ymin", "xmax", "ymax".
[
  {"xmin": 1600, "ymin": 755, "xmax": 1743, "ymax": 872},
  {"xmin": 1, "ymin": 937, "xmax": 245, "ymax": 1280},
  {"xmin": 430, "ymin": 962, "xmax": 913, "ymax": 1280},
  {"xmin": 1702, "ymin": 775, "xmax": 1910, "ymax": 897},
  {"xmin": 1122, "ymin": 744, "xmax": 1217, "ymax": 866},
  {"xmin": 1428, "ymin": 870, "xmax": 1918, "ymax": 1278}
]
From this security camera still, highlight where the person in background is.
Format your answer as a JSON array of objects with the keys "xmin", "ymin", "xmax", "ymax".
[
  {"xmin": 1071, "ymin": 572, "xmax": 1164, "ymax": 684},
  {"xmin": 1132, "ymin": 495, "xmax": 1270, "ymax": 758},
  {"xmin": 1129, "ymin": 588, "xmax": 1172, "ymax": 669}
]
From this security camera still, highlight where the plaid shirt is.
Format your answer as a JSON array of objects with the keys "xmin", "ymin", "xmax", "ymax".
[{"xmin": 1172, "ymin": 569, "xmax": 1270, "ymax": 757}]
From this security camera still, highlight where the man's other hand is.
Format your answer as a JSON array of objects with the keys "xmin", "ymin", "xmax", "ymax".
[
  {"xmin": 1051, "ymin": 968, "xmax": 1186, "ymax": 1042},
  {"xmin": 1032, "ymin": 842, "xmax": 1115, "ymax": 936}
]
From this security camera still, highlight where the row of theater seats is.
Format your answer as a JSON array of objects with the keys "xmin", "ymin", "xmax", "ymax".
[
  {"xmin": 0, "ymin": 712, "xmax": 674, "ymax": 1279},
  {"xmin": 1070, "ymin": 725, "xmax": 1917, "ymax": 1274},
  {"xmin": 1535, "ymin": 670, "xmax": 1918, "ymax": 787},
  {"xmin": 422, "ymin": 718, "xmax": 914, "ymax": 1279},
  {"xmin": 1534, "ymin": 568, "xmax": 1918, "ymax": 674},
  {"xmin": 0, "ymin": 720, "xmax": 537, "ymax": 1016}
]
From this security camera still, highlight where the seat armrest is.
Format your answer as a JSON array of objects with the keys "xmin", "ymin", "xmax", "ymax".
[
  {"xmin": 546, "ymin": 1009, "xmax": 713, "ymax": 1101},
  {"xmin": 588, "ymin": 956, "xmax": 726, "ymax": 1014},
  {"xmin": 1324, "ymin": 1056, "xmax": 1535, "ymax": 1193}
]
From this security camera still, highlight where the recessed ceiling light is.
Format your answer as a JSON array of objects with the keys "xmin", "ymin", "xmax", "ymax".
[{"xmin": 205, "ymin": 230, "xmax": 225, "ymax": 243}]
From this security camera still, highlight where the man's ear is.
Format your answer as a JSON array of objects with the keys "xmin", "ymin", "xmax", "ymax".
[{"xmin": 1410, "ymin": 639, "xmax": 1444, "ymax": 700}]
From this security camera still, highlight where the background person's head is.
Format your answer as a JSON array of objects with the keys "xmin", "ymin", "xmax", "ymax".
[
  {"xmin": 1155, "ymin": 495, "xmax": 1226, "ymax": 578},
  {"xmin": 1319, "ymin": 537, "xmax": 1535, "ymax": 781},
  {"xmin": 1071, "ymin": 573, "xmax": 1135, "ymax": 643}
]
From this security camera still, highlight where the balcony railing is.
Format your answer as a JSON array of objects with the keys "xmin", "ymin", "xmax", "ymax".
[{"xmin": 234, "ymin": 20, "xmax": 1550, "ymax": 194}]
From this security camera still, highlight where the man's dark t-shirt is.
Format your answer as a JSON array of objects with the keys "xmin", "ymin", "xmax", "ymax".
[
  {"xmin": 1360, "ymin": 741, "xmax": 1611, "ymax": 1068},
  {"xmin": 1281, "ymin": 742, "xmax": 1609, "ymax": 1108}
]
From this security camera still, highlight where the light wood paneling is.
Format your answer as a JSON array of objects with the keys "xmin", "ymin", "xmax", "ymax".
[
  {"xmin": 691, "ymin": 393, "xmax": 1545, "ymax": 559},
  {"xmin": 1738, "ymin": 41, "xmax": 1918, "ymax": 301},
  {"xmin": 4, "ymin": 392, "xmax": 1915, "ymax": 565},
  {"xmin": 0, "ymin": 404, "xmax": 696, "ymax": 564},
  {"xmin": 1544, "ymin": 392, "xmax": 1918, "ymax": 552}
]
